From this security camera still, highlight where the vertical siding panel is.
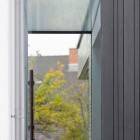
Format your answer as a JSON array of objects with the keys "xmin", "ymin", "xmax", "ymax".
[
  {"xmin": 101, "ymin": 0, "xmax": 140, "ymax": 139},
  {"xmin": 91, "ymin": 1, "xmax": 101, "ymax": 140},
  {"xmin": 113, "ymin": 0, "xmax": 119, "ymax": 140},
  {"xmin": 89, "ymin": 36, "xmax": 92, "ymax": 140},
  {"xmin": 92, "ymin": 32, "xmax": 101, "ymax": 140},
  {"xmin": 101, "ymin": 0, "xmax": 114, "ymax": 139},
  {"xmin": 124, "ymin": 0, "xmax": 135, "ymax": 140},
  {"xmin": 134, "ymin": 0, "xmax": 140, "ymax": 139},
  {"xmin": 118, "ymin": 0, "xmax": 124, "ymax": 139}
]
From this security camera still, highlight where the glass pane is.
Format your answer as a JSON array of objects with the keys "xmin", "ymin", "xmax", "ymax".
[
  {"xmin": 28, "ymin": 34, "xmax": 91, "ymax": 140},
  {"xmin": 27, "ymin": 0, "xmax": 92, "ymax": 31}
]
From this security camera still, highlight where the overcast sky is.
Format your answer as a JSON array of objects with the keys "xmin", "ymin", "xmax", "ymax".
[{"xmin": 28, "ymin": 34, "xmax": 80, "ymax": 56}]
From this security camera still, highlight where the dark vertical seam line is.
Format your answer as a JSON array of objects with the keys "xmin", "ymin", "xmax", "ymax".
[
  {"xmin": 113, "ymin": 0, "xmax": 115, "ymax": 139},
  {"xmin": 101, "ymin": 25, "xmax": 102, "ymax": 140},
  {"xmin": 123, "ymin": 0, "xmax": 125, "ymax": 139},
  {"xmin": 91, "ymin": 32, "xmax": 93, "ymax": 140},
  {"xmin": 134, "ymin": 0, "xmax": 136, "ymax": 140},
  {"xmin": 116, "ymin": 0, "xmax": 119, "ymax": 139},
  {"xmin": 101, "ymin": 4, "xmax": 103, "ymax": 140},
  {"xmin": 139, "ymin": 1, "xmax": 140, "ymax": 139},
  {"xmin": 139, "ymin": 0, "xmax": 140, "ymax": 138}
]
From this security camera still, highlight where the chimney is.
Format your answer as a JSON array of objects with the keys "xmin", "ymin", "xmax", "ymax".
[
  {"xmin": 68, "ymin": 48, "xmax": 78, "ymax": 71},
  {"xmin": 68, "ymin": 48, "xmax": 78, "ymax": 64}
]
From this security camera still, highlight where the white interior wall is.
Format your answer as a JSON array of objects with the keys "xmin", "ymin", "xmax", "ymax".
[
  {"xmin": 0, "ymin": 0, "xmax": 27, "ymax": 140},
  {"xmin": 0, "ymin": 0, "xmax": 11, "ymax": 139}
]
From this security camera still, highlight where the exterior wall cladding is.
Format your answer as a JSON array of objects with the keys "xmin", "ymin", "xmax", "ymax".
[
  {"xmin": 101, "ymin": 0, "xmax": 140, "ymax": 140},
  {"xmin": 78, "ymin": 0, "xmax": 140, "ymax": 140}
]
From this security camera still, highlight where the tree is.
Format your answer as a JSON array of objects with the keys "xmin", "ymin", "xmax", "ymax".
[
  {"xmin": 64, "ymin": 82, "xmax": 89, "ymax": 140},
  {"xmin": 34, "ymin": 62, "xmax": 89, "ymax": 140}
]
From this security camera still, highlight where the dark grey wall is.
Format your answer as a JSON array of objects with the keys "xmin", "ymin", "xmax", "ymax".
[
  {"xmin": 101, "ymin": 0, "xmax": 140, "ymax": 140},
  {"xmin": 91, "ymin": 31, "xmax": 101, "ymax": 140},
  {"xmin": 91, "ymin": 0, "xmax": 101, "ymax": 140}
]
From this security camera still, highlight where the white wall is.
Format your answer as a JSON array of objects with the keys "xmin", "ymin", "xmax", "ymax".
[
  {"xmin": 0, "ymin": 0, "xmax": 27, "ymax": 140},
  {"xmin": 0, "ymin": 0, "xmax": 11, "ymax": 139}
]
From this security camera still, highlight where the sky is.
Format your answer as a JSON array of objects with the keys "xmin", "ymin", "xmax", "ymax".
[{"xmin": 28, "ymin": 34, "xmax": 80, "ymax": 56}]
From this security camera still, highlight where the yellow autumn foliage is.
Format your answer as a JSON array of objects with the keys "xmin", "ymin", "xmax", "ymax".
[{"xmin": 34, "ymin": 62, "xmax": 89, "ymax": 140}]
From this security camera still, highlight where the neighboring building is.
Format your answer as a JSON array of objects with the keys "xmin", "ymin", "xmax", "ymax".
[{"xmin": 29, "ymin": 49, "xmax": 81, "ymax": 86}]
